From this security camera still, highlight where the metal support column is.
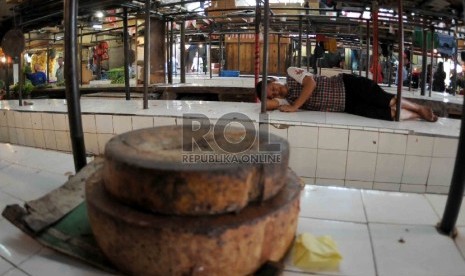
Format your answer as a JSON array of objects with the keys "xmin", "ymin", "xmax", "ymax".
[
  {"xmin": 219, "ymin": 34, "xmax": 224, "ymax": 74},
  {"xmin": 46, "ymin": 45, "xmax": 50, "ymax": 83},
  {"xmin": 123, "ymin": 7, "xmax": 131, "ymax": 100},
  {"xmin": 306, "ymin": 33, "xmax": 310, "ymax": 72},
  {"xmin": 436, "ymin": 0, "xmax": 465, "ymax": 238},
  {"xmin": 372, "ymin": 2, "xmax": 379, "ymax": 83},
  {"xmin": 167, "ymin": 21, "xmax": 173, "ymax": 84},
  {"xmin": 261, "ymin": 0, "xmax": 270, "ymax": 114},
  {"xmin": 421, "ymin": 24, "xmax": 427, "ymax": 96},
  {"xmin": 408, "ymin": 47, "xmax": 413, "ymax": 91},
  {"xmin": 388, "ymin": 49, "xmax": 392, "ymax": 87},
  {"xmin": 64, "ymin": 0, "xmax": 87, "ymax": 172},
  {"xmin": 209, "ymin": 34, "xmax": 212, "ymax": 79},
  {"xmin": 143, "ymin": 0, "xmax": 150, "ymax": 109},
  {"xmin": 180, "ymin": 21, "xmax": 186, "ymax": 83},
  {"xmin": 237, "ymin": 34, "xmax": 241, "ymax": 71},
  {"xmin": 278, "ymin": 34, "xmax": 281, "ymax": 75},
  {"xmin": 453, "ymin": 30, "xmax": 458, "ymax": 95},
  {"xmin": 255, "ymin": 1, "xmax": 261, "ymax": 85},
  {"xmin": 429, "ymin": 25, "xmax": 434, "ymax": 97},
  {"xmin": 18, "ymin": 55, "xmax": 23, "ymax": 106},
  {"xmin": 298, "ymin": 16, "xmax": 302, "ymax": 68},
  {"xmin": 359, "ymin": 35, "xmax": 362, "ymax": 76},
  {"xmin": 366, "ymin": 20, "xmax": 370, "ymax": 78},
  {"xmin": 395, "ymin": 0, "xmax": 404, "ymax": 122},
  {"xmin": 5, "ymin": 59, "xmax": 10, "ymax": 99}
]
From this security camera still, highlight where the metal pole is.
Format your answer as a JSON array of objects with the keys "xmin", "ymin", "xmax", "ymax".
[
  {"xmin": 366, "ymin": 20, "xmax": 370, "ymax": 78},
  {"xmin": 64, "ymin": 0, "xmax": 87, "ymax": 172},
  {"xmin": 350, "ymin": 49, "xmax": 354, "ymax": 74},
  {"xmin": 219, "ymin": 34, "xmax": 224, "ymax": 74},
  {"xmin": 80, "ymin": 27, "xmax": 83, "ymax": 86},
  {"xmin": 421, "ymin": 24, "xmax": 427, "ymax": 96},
  {"xmin": 169, "ymin": 20, "xmax": 174, "ymax": 82},
  {"xmin": 429, "ymin": 25, "xmax": 434, "ymax": 97},
  {"xmin": 143, "ymin": 0, "xmax": 150, "ymax": 109},
  {"xmin": 123, "ymin": 7, "xmax": 131, "ymax": 100},
  {"xmin": 237, "ymin": 34, "xmax": 240, "ymax": 72},
  {"xmin": 18, "ymin": 55, "xmax": 23, "ymax": 106},
  {"xmin": 438, "ymin": 84, "xmax": 465, "ymax": 236},
  {"xmin": 305, "ymin": 2, "xmax": 310, "ymax": 72},
  {"xmin": 408, "ymin": 47, "xmax": 413, "ymax": 91},
  {"xmin": 209, "ymin": 34, "xmax": 212, "ymax": 79},
  {"xmin": 261, "ymin": 0, "xmax": 270, "ymax": 114},
  {"xmin": 453, "ymin": 31, "xmax": 458, "ymax": 95},
  {"xmin": 388, "ymin": 45, "xmax": 392, "ymax": 87},
  {"xmin": 46, "ymin": 45, "xmax": 50, "ymax": 83},
  {"xmin": 5, "ymin": 58, "xmax": 10, "ymax": 99},
  {"xmin": 167, "ymin": 21, "xmax": 173, "ymax": 84},
  {"xmin": 298, "ymin": 16, "xmax": 302, "ymax": 68},
  {"xmin": 180, "ymin": 21, "xmax": 186, "ymax": 83},
  {"xmin": 255, "ymin": 1, "xmax": 260, "ymax": 85},
  {"xmin": 372, "ymin": 2, "xmax": 379, "ymax": 83},
  {"xmin": 359, "ymin": 35, "xmax": 362, "ymax": 76},
  {"xmin": 306, "ymin": 33, "xmax": 310, "ymax": 72},
  {"xmin": 388, "ymin": 52, "xmax": 392, "ymax": 86},
  {"xmin": 436, "ymin": 0, "xmax": 465, "ymax": 238},
  {"xmin": 395, "ymin": 0, "xmax": 404, "ymax": 122},
  {"xmin": 174, "ymin": 33, "xmax": 177, "ymax": 77},
  {"xmin": 278, "ymin": 34, "xmax": 281, "ymax": 75}
]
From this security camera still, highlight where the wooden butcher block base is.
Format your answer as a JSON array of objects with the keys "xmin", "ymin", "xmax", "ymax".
[
  {"xmin": 103, "ymin": 126, "xmax": 290, "ymax": 215},
  {"xmin": 86, "ymin": 169, "xmax": 302, "ymax": 276}
]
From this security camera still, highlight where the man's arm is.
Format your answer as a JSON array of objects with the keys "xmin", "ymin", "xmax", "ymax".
[
  {"xmin": 266, "ymin": 98, "xmax": 280, "ymax": 111},
  {"xmin": 279, "ymin": 75, "xmax": 316, "ymax": 112}
]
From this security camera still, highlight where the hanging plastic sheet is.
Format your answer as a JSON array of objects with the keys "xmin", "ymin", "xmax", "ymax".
[{"xmin": 436, "ymin": 33, "xmax": 456, "ymax": 57}]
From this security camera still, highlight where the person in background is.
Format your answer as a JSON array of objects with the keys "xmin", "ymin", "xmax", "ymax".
[
  {"xmin": 256, "ymin": 67, "xmax": 438, "ymax": 122},
  {"xmin": 432, "ymin": 62, "xmax": 446, "ymax": 92},
  {"xmin": 55, "ymin": 57, "xmax": 64, "ymax": 83},
  {"xmin": 191, "ymin": 53, "xmax": 203, "ymax": 73},
  {"xmin": 26, "ymin": 64, "xmax": 46, "ymax": 86},
  {"xmin": 312, "ymin": 41, "xmax": 325, "ymax": 74}
]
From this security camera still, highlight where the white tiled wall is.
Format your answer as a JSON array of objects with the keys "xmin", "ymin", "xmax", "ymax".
[
  {"xmin": 95, "ymin": 115, "xmax": 113, "ymax": 134},
  {"xmin": 0, "ymin": 109, "xmax": 459, "ymax": 195},
  {"xmin": 316, "ymin": 149, "xmax": 347, "ymax": 179},
  {"xmin": 378, "ymin": 133, "xmax": 407, "ymax": 154},
  {"xmin": 318, "ymin": 127, "xmax": 348, "ymax": 150}
]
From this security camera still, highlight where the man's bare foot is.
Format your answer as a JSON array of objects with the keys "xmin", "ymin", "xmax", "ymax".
[{"xmin": 419, "ymin": 106, "xmax": 438, "ymax": 122}]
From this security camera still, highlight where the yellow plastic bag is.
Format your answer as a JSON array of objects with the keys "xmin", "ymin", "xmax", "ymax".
[{"xmin": 292, "ymin": 233, "xmax": 342, "ymax": 271}]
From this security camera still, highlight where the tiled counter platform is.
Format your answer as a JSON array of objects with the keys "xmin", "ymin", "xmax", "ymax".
[{"xmin": 0, "ymin": 98, "xmax": 461, "ymax": 194}]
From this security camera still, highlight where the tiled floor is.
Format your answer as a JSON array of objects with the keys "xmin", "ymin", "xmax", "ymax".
[{"xmin": 0, "ymin": 143, "xmax": 465, "ymax": 276}]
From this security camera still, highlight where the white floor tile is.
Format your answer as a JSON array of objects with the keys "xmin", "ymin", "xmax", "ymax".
[
  {"xmin": 0, "ymin": 159, "xmax": 12, "ymax": 172},
  {"xmin": 0, "ymin": 219, "xmax": 42, "ymax": 266},
  {"xmin": 1, "ymin": 268, "xmax": 30, "ymax": 276},
  {"xmin": 362, "ymin": 190, "xmax": 439, "ymax": 225},
  {"xmin": 19, "ymin": 248, "xmax": 113, "ymax": 276},
  {"xmin": 300, "ymin": 186, "xmax": 366, "ymax": 223},
  {"xmin": 425, "ymin": 194, "xmax": 465, "ymax": 227},
  {"xmin": 0, "ymin": 168, "xmax": 66, "ymax": 202},
  {"xmin": 370, "ymin": 223, "xmax": 465, "ymax": 276},
  {"xmin": 0, "ymin": 257, "xmax": 14, "ymax": 275},
  {"xmin": 284, "ymin": 217, "xmax": 375, "ymax": 276}
]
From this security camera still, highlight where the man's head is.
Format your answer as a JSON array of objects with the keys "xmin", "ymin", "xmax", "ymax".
[
  {"xmin": 57, "ymin": 57, "xmax": 64, "ymax": 66},
  {"xmin": 255, "ymin": 79, "xmax": 287, "ymax": 100}
]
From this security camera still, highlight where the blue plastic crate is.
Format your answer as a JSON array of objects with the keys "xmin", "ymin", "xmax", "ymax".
[{"xmin": 219, "ymin": 70, "xmax": 240, "ymax": 77}]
